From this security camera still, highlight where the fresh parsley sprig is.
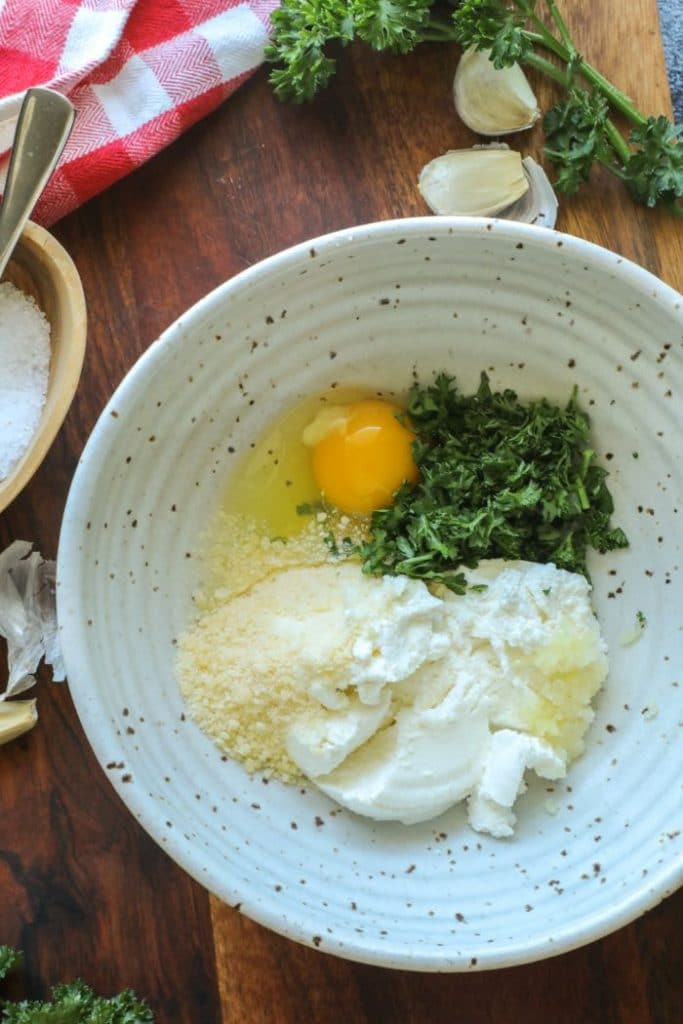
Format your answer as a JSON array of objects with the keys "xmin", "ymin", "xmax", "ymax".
[
  {"xmin": 358, "ymin": 373, "xmax": 628, "ymax": 592},
  {"xmin": 266, "ymin": 0, "xmax": 683, "ymax": 215},
  {"xmin": 0, "ymin": 947, "xmax": 154, "ymax": 1023},
  {"xmin": 0, "ymin": 950, "xmax": 21, "ymax": 984},
  {"xmin": 452, "ymin": 0, "xmax": 683, "ymax": 213},
  {"xmin": 265, "ymin": 0, "xmax": 435, "ymax": 102}
]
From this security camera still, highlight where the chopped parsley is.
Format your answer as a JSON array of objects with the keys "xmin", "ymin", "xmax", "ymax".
[
  {"xmin": 296, "ymin": 500, "xmax": 326, "ymax": 515},
  {"xmin": 325, "ymin": 532, "xmax": 355, "ymax": 558},
  {"xmin": 359, "ymin": 373, "xmax": 628, "ymax": 592}
]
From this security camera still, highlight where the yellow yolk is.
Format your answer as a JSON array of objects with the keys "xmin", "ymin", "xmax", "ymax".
[{"xmin": 308, "ymin": 399, "xmax": 419, "ymax": 514}]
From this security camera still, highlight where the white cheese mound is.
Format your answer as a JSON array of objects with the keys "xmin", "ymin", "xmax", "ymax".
[
  {"xmin": 467, "ymin": 730, "xmax": 565, "ymax": 838},
  {"xmin": 178, "ymin": 559, "xmax": 608, "ymax": 836}
]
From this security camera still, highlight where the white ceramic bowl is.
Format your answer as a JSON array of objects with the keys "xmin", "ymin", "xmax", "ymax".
[{"xmin": 57, "ymin": 218, "xmax": 683, "ymax": 971}]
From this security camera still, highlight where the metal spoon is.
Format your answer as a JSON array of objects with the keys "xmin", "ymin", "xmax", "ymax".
[{"xmin": 0, "ymin": 88, "xmax": 75, "ymax": 280}]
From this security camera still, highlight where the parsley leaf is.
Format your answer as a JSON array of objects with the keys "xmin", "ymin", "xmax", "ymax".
[
  {"xmin": 354, "ymin": 0, "xmax": 433, "ymax": 53},
  {"xmin": 266, "ymin": 0, "xmax": 433, "ymax": 101},
  {"xmin": 451, "ymin": 0, "xmax": 533, "ymax": 68},
  {"xmin": 623, "ymin": 116, "xmax": 683, "ymax": 208},
  {"xmin": 0, "ymin": 949, "xmax": 22, "ymax": 983},
  {"xmin": 359, "ymin": 373, "xmax": 628, "ymax": 591},
  {"xmin": 265, "ymin": 0, "xmax": 351, "ymax": 102},
  {"xmin": 543, "ymin": 88, "xmax": 613, "ymax": 195},
  {"xmin": 0, "ymin": 952, "xmax": 154, "ymax": 1023}
]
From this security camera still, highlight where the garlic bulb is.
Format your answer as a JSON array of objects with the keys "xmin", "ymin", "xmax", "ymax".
[
  {"xmin": 418, "ymin": 147, "xmax": 529, "ymax": 217},
  {"xmin": 454, "ymin": 47, "xmax": 540, "ymax": 136},
  {"xmin": 0, "ymin": 698, "xmax": 37, "ymax": 746}
]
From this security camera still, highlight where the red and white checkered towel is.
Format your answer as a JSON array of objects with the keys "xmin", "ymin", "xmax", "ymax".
[{"xmin": 0, "ymin": 0, "xmax": 278, "ymax": 225}]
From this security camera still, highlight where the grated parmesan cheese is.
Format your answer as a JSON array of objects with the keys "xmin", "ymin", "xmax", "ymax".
[
  {"xmin": 194, "ymin": 512, "xmax": 334, "ymax": 607},
  {"xmin": 178, "ymin": 513, "xmax": 362, "ymax": 779}
]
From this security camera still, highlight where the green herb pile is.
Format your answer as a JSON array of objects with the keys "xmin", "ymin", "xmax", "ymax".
[
  {"xmin": 0, "ymin": 947, "xmax": 153, "ymax": 1023},
  {"xmin": 266, "ymin": 0, "xmax": 683, "ymax": 216},
  {"xmin": 358, "ymin": 373, "xmax": 628, "ymax": 593}
]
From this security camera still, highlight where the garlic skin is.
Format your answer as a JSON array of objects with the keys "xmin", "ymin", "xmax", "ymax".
[
  {"xmin": 506, "ymin": 156, "xmax": 558, "ymax": 228},
  {"xmin": 0, "ymin": 698, "xmax": 37, "ymax": 746},
  {"xmin": 0, "ymin": 540, "xmax": 64, "ymax": 700},
  {"xmin": 454, "ymin": 47, "xmax": 540, "ymax": 136},
  {"xmin": 418, "ymin": 148, "xmax": 529, "ymax": 217}
]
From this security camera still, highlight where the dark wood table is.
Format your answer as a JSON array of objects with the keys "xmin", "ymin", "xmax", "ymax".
[{"xmin": 3, "ymin": 2, "xmax": 682, "ymax": 1020}]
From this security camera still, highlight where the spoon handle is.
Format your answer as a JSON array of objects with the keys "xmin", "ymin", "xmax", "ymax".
[{"xmin": 0, "ymin": 88, "xmax": 75, "ymax": 280}]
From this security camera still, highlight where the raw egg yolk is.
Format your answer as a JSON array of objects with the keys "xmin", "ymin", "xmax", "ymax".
[{"xmin": 310, "ymin": 399, "xmax": 419, "ymax": 514}]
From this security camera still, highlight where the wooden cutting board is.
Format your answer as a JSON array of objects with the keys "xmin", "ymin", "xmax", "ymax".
[
  {"xmin": 2, "ymin": 1, "xmax": 680, "ymax": 1022},
  {"xmin": 550, "ymin": 0, "xmax": 683, "ymax": 288},
  {"xmin": 206, "ymin": 3, "xmax": 683, "ymax": 1021}
]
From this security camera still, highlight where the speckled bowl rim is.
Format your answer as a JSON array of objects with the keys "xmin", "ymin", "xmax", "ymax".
[{"xmin": 58, "ymin": 217, "xmax": 683, "ymax": 971}]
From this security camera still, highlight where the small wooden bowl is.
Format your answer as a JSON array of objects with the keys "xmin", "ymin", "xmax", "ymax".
[{"xmin": 0, "ymin": 221, "xmax": 87, "ymax": 514}]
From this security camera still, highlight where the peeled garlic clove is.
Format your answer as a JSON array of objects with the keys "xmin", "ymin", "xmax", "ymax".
[
  {"xmin": 454, "ymin": 47, "xmax": 540, "ymax": 136},
  {"xmin": 0, "ymin": 698, "xmax": 37, "ymax": 746},
  {"xmin": 504, "ymin": 156, "xmax": 558, "ymax": 228},
  {"xmin": 418, "ymin": 147, "xmax": 529, "ymax": 217}
]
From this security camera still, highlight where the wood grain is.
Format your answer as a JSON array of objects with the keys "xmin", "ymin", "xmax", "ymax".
[
  {"xmin": 212, "ymin": 897, "xmax": 681, "ymax": 1024},
  {"xmin": 1, "ymin": 0, "xmax": 681, "ymax": 1021}
]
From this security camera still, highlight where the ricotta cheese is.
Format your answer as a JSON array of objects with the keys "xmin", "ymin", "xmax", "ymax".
[{"xmin": 178, "ymin": 557, "xmax": 608, "ymax": 837}]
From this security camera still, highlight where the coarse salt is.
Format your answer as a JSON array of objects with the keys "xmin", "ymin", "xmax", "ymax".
[{"xmin": 0, "ymin": 281, "xmax": 51, "ymax": 481}]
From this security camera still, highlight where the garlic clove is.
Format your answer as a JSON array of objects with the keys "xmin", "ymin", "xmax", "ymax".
[
  {"xmin": 418, "ymin": 147, "xmax": 529, "ymax": 217},
  {"xmin": 418, "ymin": 144, "xmax": 559, "ymax": 227},
  {"xmin": 0, "ymin": 698, "xmax": 37, "ymax": 746},
  {"xmin": 454, "ymin": 47, "xmax": 540, "ymax": 136},
  {"xmin": 504, "ymin": 156, "xmax": 558, "ymax": 228}
]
